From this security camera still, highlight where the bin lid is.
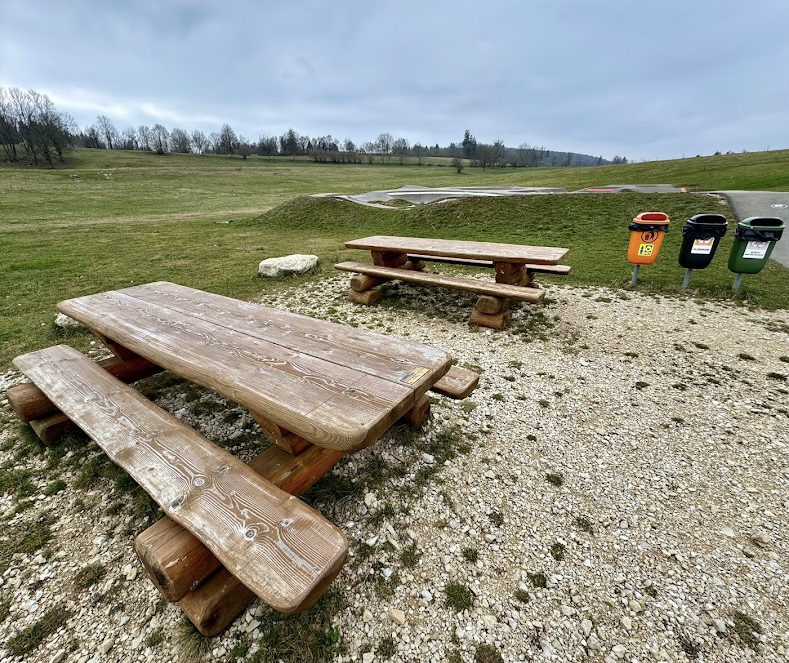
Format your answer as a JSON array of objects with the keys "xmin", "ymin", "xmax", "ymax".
[
  {"xmin": 633, "ymin": 212, "xmax": 670, "ymax": 226},
  {"xmin": 687, "ymin": 214, "xmax": 728, "ymax": 227},
  {"xmin": 738, "ymin": 216, "xmax": 785, "ymax": 231}
]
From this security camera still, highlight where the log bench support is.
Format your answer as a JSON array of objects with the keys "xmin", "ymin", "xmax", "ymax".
[
  {"xmin": 471, "ymin": 294, "xmax": 511, "ymax": 330},
  {"xmin": 347, "ymin": 256, "xmax": 425, "ymax": 306}
]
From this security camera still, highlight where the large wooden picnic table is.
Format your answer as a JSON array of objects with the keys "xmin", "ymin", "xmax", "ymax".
[
  {"xmin": 338, "ymin": 235, "xmax": 570, "ymax": 329},
  {"xmin": 57, "ymin": 281, "xmax": 452, "ymax": 453}
]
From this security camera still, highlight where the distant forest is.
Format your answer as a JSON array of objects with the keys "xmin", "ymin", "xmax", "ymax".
[{"xmin": 0, "ymin": 86, "xmax": 627, "ymax": 169}]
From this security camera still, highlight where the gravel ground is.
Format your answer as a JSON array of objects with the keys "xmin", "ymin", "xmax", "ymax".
[{"xmin": 1, "ymin": 274, "xmax": 788, "ymax": 663}]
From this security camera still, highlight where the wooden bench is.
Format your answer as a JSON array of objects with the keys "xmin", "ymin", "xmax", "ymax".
[
  {"xmin": 13, "ymin": 345, "xmax": 348, "ymax": 615},
  {"xmin": 339, "ymin": 236, "xmax": 569, "ymax": 329}
]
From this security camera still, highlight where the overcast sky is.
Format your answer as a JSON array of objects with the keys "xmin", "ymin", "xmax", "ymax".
[{"xmin": 2, "ymin": 0, "xmax": 787, "ymax": 161}]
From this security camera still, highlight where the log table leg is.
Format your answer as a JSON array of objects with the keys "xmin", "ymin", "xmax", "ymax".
[
  {"xmin": 494, "ymin": 261, "xmax": 526, "ymax": 285},
  {"xmin": 401, "ymin": 393, "xmax": 430, "ymax": 425},
  {"xmin": 91, "ymin": 330, "xmax": 141, "ymax": 361},
  {"xmin": 470, "ymin": 307, "xmax": 511, "ymax": 330},
  {"xmin": 371, "ymin": 251, "xmax": 407, "ymax": 268},
  {"xmin": 250, "ymin": 412, "xmax": 312, "ymax": 456}
]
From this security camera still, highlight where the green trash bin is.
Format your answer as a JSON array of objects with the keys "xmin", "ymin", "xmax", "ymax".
[{"xmin": 728, "ymin": 217, "xmax": 784, "ymax": 275}]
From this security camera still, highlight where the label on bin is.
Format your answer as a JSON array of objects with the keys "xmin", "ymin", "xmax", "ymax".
[
  {"xmin": 691, "ymin": 238, "xmax": 715, "ymax": 255},
  {"xmin": 743, "ymin": 241, "xmax": 769, "ymax": 259},
  {"xmin": 637, "ymin": 244, "xmax": 654, "ymax": 257}
]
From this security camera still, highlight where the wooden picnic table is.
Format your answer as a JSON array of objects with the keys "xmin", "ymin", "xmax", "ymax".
[
  {"xmin": 8, "ymin": 281, "xmax": 481, "ymax": 635},
  {"xmin": 57, "ymin": 281, "xmax": 452, "ymax": 453},
  {"xmin": 337, "ymin": 235, "xmax": 570, "ymax": 329}
]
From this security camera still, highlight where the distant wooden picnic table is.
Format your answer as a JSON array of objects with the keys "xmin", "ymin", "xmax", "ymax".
[
  {"xmin": 8, "ymin": 281, "xmax": 479, "ymax": 635},
  {"xmin": 336, "ymin": 235, "xmax": 570, "ymax": 329}
]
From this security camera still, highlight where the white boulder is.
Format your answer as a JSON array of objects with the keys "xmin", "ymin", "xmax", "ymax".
[
  {"xmin": 258, "ymin": 254, "xmax": 319, "ymax": 277},
  {"xmin": 55, "ymin": 313, "xmax": 83, "ymax": 329}
]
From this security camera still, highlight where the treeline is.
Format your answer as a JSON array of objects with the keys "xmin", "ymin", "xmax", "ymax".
[
  {"xmin": 0, "ymin": 87, "xmax": 76, "ymax": 167},
  {"xmin": 1, "ymin": 86, "xmax": 626, "ymax": 168}
]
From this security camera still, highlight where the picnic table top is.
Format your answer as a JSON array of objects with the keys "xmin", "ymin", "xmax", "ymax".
[
  {"xmin": 345, "ymin": 235, "xmax": 569, "ymax": 265},
  {"xmin": 57, "ymin": 282, "xmax": 452, "ymax": 452}
]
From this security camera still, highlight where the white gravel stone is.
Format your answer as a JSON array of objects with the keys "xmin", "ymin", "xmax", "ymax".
[{"xmin": 389, "ymin": 608, "xmax": 406, "ymax": 625}]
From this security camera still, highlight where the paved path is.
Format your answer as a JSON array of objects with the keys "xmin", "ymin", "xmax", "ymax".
[
  {"xmin": 720, "ymin": 191, "xmax": 789, "ymax": 268},
  {"xmin": 574, "ymin": 184, "xmax": 686, "ymax": 193}
]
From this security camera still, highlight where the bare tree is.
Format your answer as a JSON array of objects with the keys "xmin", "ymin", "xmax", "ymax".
[
  {"xmin": 137, "ymin": 125, "xmax": 152, "ymax": 151},
  {"xmin": 0, "ymin": 88, "xmax": 18, "ymax": 161},
  {"xmin": 491, "ymin": 139, "xmax": 505, "ymax": 167},
  {"xmin": 413, "ymin": 142, "xmax": 424, "ymax": 166},
  {"xmin": 375, "ymin": 132, "xmax": 393, "ymax": 163},
  {"xmin": 392, "ymin": 137, "xmax": 410, "ymax": 165},
  {"xmin": 170, "ymin": 127, "xmax": 191, "ymax": 153},
  {"xmin": 452, "ymin": 153, "xmax": 464, "ymax": 173},
  {"xmin": 257, "ymin": 134, "xmax": 278, "ymax": 156},
  {"xmin": 208, "ymin": 131, "xmax": 220, "ymax": 154},
  {"xmin": 475, "ymin": 143, "xmax": 493, "ymax": 170},
  {"xmin": 218, "ymin": 123, "xmax": 238, "ymax": 155},
  {"xmin": 151, "ymin": 124, "xmax": 170, "ymax": 154},
  {"xmin": 96, "ymin": 115, "xmax": 118, "ymax": 149},
  {"xmin": 191, "ymin": 129, "xmax": 208, "ymax": 154},
  {"xmin": 237, "ymin": 135, "xmax": 252, "ymax": 159},
  {"xmin": 119, "ymin": 127, "xmax": 137, "ymax": 150}
]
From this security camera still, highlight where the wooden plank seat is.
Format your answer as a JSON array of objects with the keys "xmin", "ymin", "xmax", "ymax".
[
  {"xmin": 430, "ymin": 365, "xmax": 480, "ymax": 400},
  {"xmin": 407, "ymin": 254, "xmax": 571, "ymax": 276},
  {"xmin": 136, "ymin": 444, "xmax": 344, "ymax": 605},
  {"xmin": 12, "ymin": 345, "xmax": 348, "ymax": 615},
  {"xmin": 334, "ymin": 262, "xmax": 546, "ymax": 303}
]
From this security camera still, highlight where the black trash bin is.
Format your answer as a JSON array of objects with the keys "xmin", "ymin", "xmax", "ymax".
[{"xmin": 679, "ymin": 214, "xmax": 728, "ymax": 269}]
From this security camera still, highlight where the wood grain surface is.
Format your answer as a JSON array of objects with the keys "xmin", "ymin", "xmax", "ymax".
[
  {"xmin": 430, "ymin": 366, "xmax": 480, "ymax": 400},
  {"xmin": 13, "ymin": 345, "xmax": 348, "ymax": 614},
  {"xmin": 57, "ymin": 284, "xmax": 452, "ymax": 452},
  {"xmin": 7, "ymin": 355, "xmax": 162, "ymax": 422},
  {"xmin": 407, "ymin": 254, "xmax": 572, "ymax": 275},
  {"xmin": 136, "ymin": 444, "xmax": 344, "ymax": 603},
  {"xmin": 346, "ymin": 236, "xmax": 568, "ymax": 264},
  {"xmin": 335, "ymin": 262, "xmax": 546, "ymax": 303}
]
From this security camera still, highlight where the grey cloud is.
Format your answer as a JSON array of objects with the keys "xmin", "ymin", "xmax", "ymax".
[{"xmin": 1, "ymin": 0, "xmax": 787, "ymax": 159}]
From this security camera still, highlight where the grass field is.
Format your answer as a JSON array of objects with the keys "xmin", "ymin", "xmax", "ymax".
[{"xmin": 1, "ymin": 147, "xmax": 788, "ymax": 368}]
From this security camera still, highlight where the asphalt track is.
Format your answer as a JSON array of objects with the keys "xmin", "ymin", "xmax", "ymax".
[
  {"xmin": 720, "ymin": 191, "xmax": 789, "ymax": 268},
  {"xmin": 314, "ymin": 185, "xmax": 788, "ymax": 269}
]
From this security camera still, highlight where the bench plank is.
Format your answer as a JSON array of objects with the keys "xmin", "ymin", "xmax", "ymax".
[
  {"xmin": 13, "ymin": 346, "xmax": 348, "ymax": 614},
  {"xmin": 136, "ymin": 444, "xmax": 344, "ymax": 603},
  {"xmin": 346, "ymin": 236, "xmax": 568, "ymax": 265},
  {"xmin": 7, "ymin": 355, "xmax": 162, "ymax": 423},
  {"xmin": 407, "ymin": 254, "xmax": 571, "ymax": 275},
  {"xmin": 335, "ymin": 262, "xmax": 546, "ymax": 303},
  {"xmin": 58, "ymin": 291, "xmax": 431, "ymax": 452},
  {"xmin": 430, "ymin": 366, "xmax": 480, "ymax": 400}
]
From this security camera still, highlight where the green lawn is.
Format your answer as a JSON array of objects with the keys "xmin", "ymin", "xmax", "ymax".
[{"xmin": 1, "ymin": 148, "xmax": 787, "ymax": 368}]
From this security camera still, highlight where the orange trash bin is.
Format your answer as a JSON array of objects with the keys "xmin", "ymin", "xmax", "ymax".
[{"xmin": 627, "ymin": 212, "xmax": 670, "ymax": 265}]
